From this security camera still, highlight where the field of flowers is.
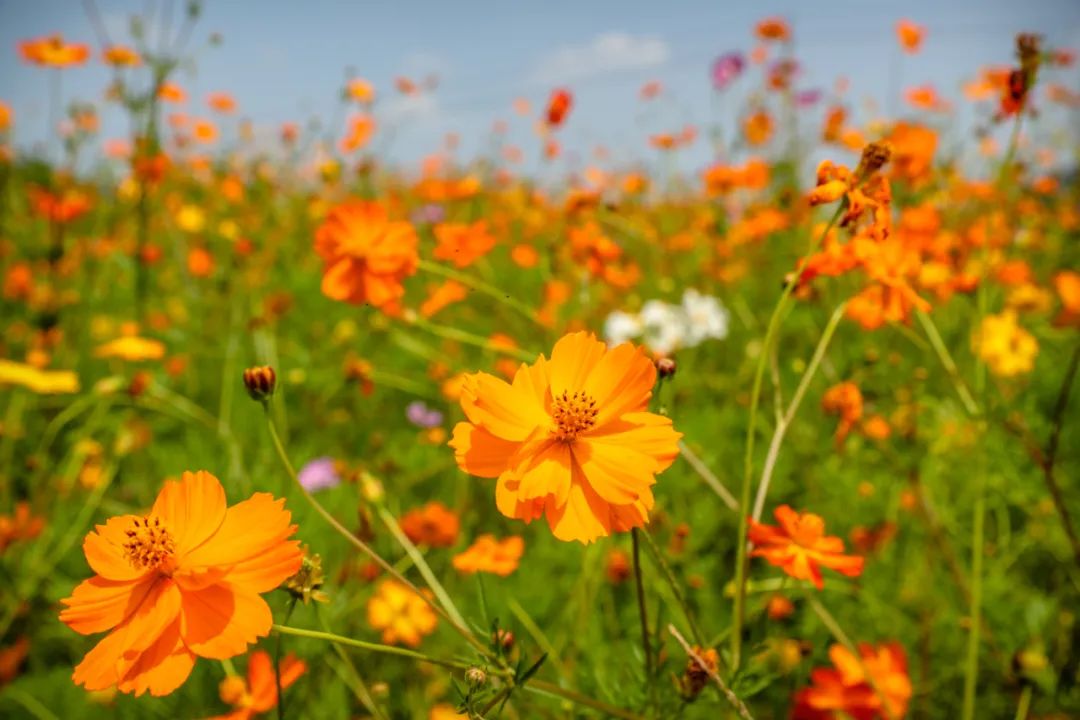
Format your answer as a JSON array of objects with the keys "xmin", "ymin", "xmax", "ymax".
[{"xmin": 1, "ymin": 5, "xmax": 1079, "ymax": 719}]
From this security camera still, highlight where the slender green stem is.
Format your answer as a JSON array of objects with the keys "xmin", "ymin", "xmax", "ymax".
[
  {"xmin": 631, "ymin": 528, "xmax": 656, "ymax": 715},
  {"xmin": 751, "ymin": 302, "xmax": 846, "ymax": 521},
  {"xmin": 638, "ymin": 528, "xmax": 705, "ymax": 646},
  {"xmin": 667, "ymin": 624, "xmax": 753, "ymax": 719},
  {"xmin": 523, "ymin": 679, "xmax": 647, "ymax": 720},
  {"xmin": 275, "ymin": 597, "xmax": 297, "ymax": 720},
  {"xmin": 271, "ymin": 624, "xmax": 476, "ymax": 672},
  {"xmin": 260, "ymin": 404, "xmax": 490, "ymax": 657},
  {"xmin": 374, "ymin": 504, "xmax": 468, "ymax": 629},
  {"xmin": 316, "ymin": 604, "xmax": 387, "ymax": 719},
  {"xmin": 678, "ymin": 440, "xmax": 738, "ymax": 511},
  {"xmin": 417, "ymin": 258, "xmax": 542, "ymax": 326},
  {"xmin": 410, "ymin": 315, "xmax": 537, "ymax": 362},
  {"xmin": 1013, "ymin": 685, "xmax": 1032, "ymax": 720},
  {"xmin": 731, "ymin": 204, "xmax": 843, "ymax": 669},
  {"xmin": 915, "ymin": 310, "xmax": 979, "ymax": 417}
]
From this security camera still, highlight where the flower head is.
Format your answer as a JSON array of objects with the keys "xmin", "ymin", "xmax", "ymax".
[
  {"xmin": 19, "ymin": 35, "xmax": 90, "ymax": 67},
  {"xmin": 400, "ymin": 502, "xmax": 459, "ymax": 548},
  {"xmin": 710, "ymin": 52, "xmax": 745, "ymax": 90},
  {"xmin": 297, "ymin": 457, "xmax": 341, "ymax": 492},
  {"xmin": 452, "ymin": 535, "xmax": 524, "ymax": 576},
  {"xmin": 59, "ymin": 471, "xmax": 303, "ymax": 696},
  {"xmin": 748, "ymin": 505, "xmax": 864, "ymax": 589},
  {"xmin": 314, "ymin": 200, "xmax": 418, "ymax": 309},
  {"xmin": 366, "ymin": 580, "xmax": 438, "ymax": 647},
  {"xmin": 211, "ymin": 651, "xmax": 305, "ymax": 720},
  {"xmin": 449, "ymin": 332, "xmax": 681, "ymax": 543},
  {"xmin": 972, "ymin": 310, "xmax": 1038, "ymax": 377},
  {"xmin": 794, "ymin": 642, "xmax": 911, "ymax": 719}
]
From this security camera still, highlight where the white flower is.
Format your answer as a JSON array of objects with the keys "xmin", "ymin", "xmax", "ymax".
[
  {"xmin": 640, "ymin": 299, "xmax": 688, "ymax": 354},
  {"xmin": 603, "ymin": 310, "xmax": 643, "ymax": 346},
  {"xmin": 681, "ymin": 289, "xmax": 729, "ymax": 346}
]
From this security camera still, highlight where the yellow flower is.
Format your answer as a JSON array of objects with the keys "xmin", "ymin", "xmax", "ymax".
[
  {"xmin": 972, "ymin": 310, "xmax": 1038, "ymax": 377},
  {"xmin": 0, "ymin": 359, "xmax": 79, "ymax": 394},
  {"xmin": 365, "ymin": 579, "xmax": 437, "ymax": 647},
  {"xmin": 175, "ymin": 204, "xmax": 205, "ymax": 233},
  {"xmin": 95, "ymin": 336, "xmax": 166, "ymax": 362}
]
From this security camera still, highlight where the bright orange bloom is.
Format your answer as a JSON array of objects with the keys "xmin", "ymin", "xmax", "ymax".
[
  {"xmin": 794, "ymin": 642, "xmax": 911, "ymax": 719},
  {"xmin": 193, "ymin": 119, "xmax": 219, "ymax": 143},
  {"xmin": 1053, "ymin": 270, "xmax": 1080, "ymax": 327},
  {"xmin": 452, "ymin": 535, "xmax": 524, "ymax": 576},
  {"xmin": 158, "ymin": 82, "xmax": 187, "ymax": 103},
  {"xmin": 212, "ymin": 651, "xmax": 305, "ymax": 720},
  {"xmin": 19, "ymin": 35, "xmax": 90, "ymax": 67},
  {"xmin": 366, "ymin": 579, "xmax": 437, "ymax": 647},
  {"xmin": 102, "ymin": 45, "xmax": 141, "ymax": 67},
  {"xmin": 314, "ymin": 200, "xmax": 419, "ymax": 308},
  {"xmin": 29, "ymin": 187, "xmax": 92, "ymax": 224},
  {"xmin": 905, "ymin": 84, "xmax": 949, "ymax": 112},
  {"xmin": 748, "ymin": 505, "xmax": 864, "ymax": 589},
  {"xmin": 433, "ymin": 220, "xmax": 496, "ymax": 268},
  {"xmin": 340, "ymin": 114, "xmax": 376, "ymax": 153},
  {"xmin": 744, "ymin": 109, "xmax": 774, "ymax": 146},
  {"xmin": 187, "ymin": 247, "xmax": 215, "ymax": 277},
  {"xmin": 449, "ymin": 332, "xmax": 681, "ymax": 543},
  {"xmin": 510, "ymin": 243, "xmax": 540, "ymax": 268},
  {"xmin": 822, "ymin": 382, "xmax": 863, "ymax": 445},
  {"xmin": 347, "ymin": 78, "xmax": 376, "ymax": 103},
  {"xmin": 0, "ymin": 502, "xmax": 45, "ymax": 554},
  {"xmin": 419, "ymin": 280, "xmax": 468, "ymax": 318},
  {"xmin": 3, "ymin": 262, "xmax": 33, "ymax": 301},
  {"xmin": 895, "ymin": 20, "xmax": 925, "ymax": 53},
  {"xmin": 0, "ymin": 101, "xmax": 11, "ymax": 132},
  {"xmin": 59, "ymin": 471, "xmax": 303, "ymax": 696},
  {"xmin": 400, "ymin": 502, "xmax": 460, "ymax": 548},
  {"xmin": 545, "ymin": 88, "xmax": 573, "ymax": 128},
  {"xmin": 755, "ymin": 17, "xmax": 791, "ymax": 42}
]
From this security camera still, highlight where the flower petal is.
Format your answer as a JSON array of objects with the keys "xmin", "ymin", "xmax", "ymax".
[
  {"xmin": 449, "ymin": 422, "xmax": 519, "ymax": 478},
  {"xmin": 548, "ymin": 332, "xmax": 606, "ymax": 396},
  {"xmin": 180, "ymin": 582, "xmax": 272, "ymax": 659},
  {"xmin": 152, "ymin": 470, "xmax": 227, "ymax": 557},
  {"xmin": 182, "ymin": 493, "xmax": 297, "ymax": 569},
  {"xmin": 82, "ymin": 515, "xmax": 152, "ymax": 582},
  {"xmin": 59, "ymin": 575, "xmax": 156, "ymax": 635}
]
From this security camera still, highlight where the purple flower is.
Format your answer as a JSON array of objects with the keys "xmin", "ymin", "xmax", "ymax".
[
  {"xmin": 411, "ymin": 204, "xmax": 445, "ymax": 225},
  {"xmin": 710, "ymin": 52, "xmax": 745, "ymax": 91},
  {"xmin": 298, "ymin": 456, "xmax": 341, "ymax": 492},
  {"xmin": 796, "ymin": 89, "xmax": 822, "ymax": 107},
  {"xmin": 406, "ymin": 400, "xmax": 444, "ymax": 429}
]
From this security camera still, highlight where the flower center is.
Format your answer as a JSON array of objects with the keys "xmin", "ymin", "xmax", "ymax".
[
  {"xmin": 551, "ymin": 390, "xmax": 598, "ymax": 441},
  {"xmin": 123, "ymin": 516, "xmax": 176, "ymax": 571}
]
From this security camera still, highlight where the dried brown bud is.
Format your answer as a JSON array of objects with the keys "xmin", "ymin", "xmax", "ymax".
[
  {"xmin": 678, "ymin": 645, "xmax": 719, "ymax": 701},
  {"xmin": 656, "ymin": 357, "xmax": 677, "ymax": 379},
  {"xmin": 242, "ymin": 365, "xmax": 276, "ymax": 401},
  {"xmin": 856, "ymin": 140, "xmax": 892, "ymax": 179}
]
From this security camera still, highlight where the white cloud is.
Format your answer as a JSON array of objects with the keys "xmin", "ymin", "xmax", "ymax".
[{"xmin": 531, "ymin": 32, "xmax": 670, "ymax": 84}]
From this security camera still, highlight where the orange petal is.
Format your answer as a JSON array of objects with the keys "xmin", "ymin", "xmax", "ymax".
[
  {"xmin": 544, "ymin": 460, "xmax": 611, "ymax": 543},
  {"xmin": 462, "ymin": 372, "xmax": 546, "ymax": 441},
  {"xmin": 574, "ymin": 439, "xmax": 651, "ymax": 505},
  {"xmin": 59, "ymin": 575, "xmax": 156, "ymax": 635},
  {"xmin": 153, "ymin": 470, "xmax": 227, "ymax": 557},
  {"xmin": 82, "ymin": 515, "xmax": 153, "ymax": 582},
  {"xmin": 179, "ymin": 583, "xmax": 272, "ymax": 659},
  {"xmin": 582, "ymin": 342, "xmax": 655, "ymax": 427},
  {"xmin": 547, "ymin": 332, "xmax": 606, "ymax": 396},
  {"xmin": 72, "ymin": 625, "xmax": 128, "ymax": 691},
  {"xmin": 249, "ymin": 650, "xmax": 306, "ymax": 711},
  {"xmin": 182, "ymin": 493, "xmax": 297, "ymax": 569},
  {"xmin": 449, "ymin": 422, "xmax": 519, "ymax": 478},
  {"xmin": 226, "ymin": 540, "xmax": 304, "ymax": 593},
  {"xmin": 117, "ymin": 620, "xmax": 195, "ymax": 697},
  {"xmin": 515, "ymin": 441, "xmax": 571, "ymax": 505}
]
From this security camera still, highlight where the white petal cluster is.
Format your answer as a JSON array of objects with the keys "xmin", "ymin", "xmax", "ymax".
[{"xmin": 603, "ymin": 289, "xmax": 730, "ymax": 354}]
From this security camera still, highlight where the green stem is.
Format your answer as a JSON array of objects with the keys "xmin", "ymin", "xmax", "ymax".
[
  {"xmin": 316, "ymin": 604, "xmax": 387, "ymax": 719},
  {"xmin": 677, "ymin": 440, "xmax": 738, "ymax": 511},
  {"xmin": 915, "ymin": 310, "xmax": 979, "ymax": 417},
  {"xmin": 731, "ymin": 204, "xmax": 843, "ymax": 669},
  {"xmin": 523, "ymin": 679, "xmax": 647, "ymax": 720},
  {"xmin": 638, "ymin": 527, "xmax": 705, "ymax": 646},
  {"xmin": 1013, "ymin": 685, "xmax": 1032, "ymax": 720},
  {"xmin": 417, "ymin": 258, "xmax": 542, "ymax": 326},
  {"xmin": 409, "ymin": 315, "xmax": 537, "ymax": 363},
  {"xmin": 260, "ymin": 404, "xmax": 489, "ymax": 657},
  {"xmin": 631, "ymin": 528, "xmax": 656, "ymax": 716},
  {"xmin": 275, "ymin": 597, "xmax": 298, "ymax": 720},
  {"xmin": 667, "ymin": 624, "xmax": 753, "ymax": 720},
  {"xmin": 271, "ymin": 624, "xmax": 476, "ymax": 672}
]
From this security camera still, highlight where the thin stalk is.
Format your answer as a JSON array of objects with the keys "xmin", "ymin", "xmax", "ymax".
[
  {"xmin": 752, "ymin": 302, "xmax": 846, "ymax": 521},
  {"xmin": 260, "ymin": 405, "xmax": 489, "ymax": 657},
  {"xmin": 638, "ymin": 528, "xmax": 705, "ymax": 646},
  {"xmin": 731, "ymin": 204, "xmax": 843, "ymax": 669},
  {"xmin": 416, "ymin": 258, "xmax": 542, "ymax": 326},
  {"xmin": 374, "ymin": 504, "xmax": 468, "ymax": 629},
  {"xmin": 271, "ymin": 624, "xmax": 477, "ymax": 672},
  {"xmin": 1040, "ymin": 342, "xmax": 1080, "ymax": 568},
  {"xmin": 316, "ymin": 604, "xmax": 387, "ymax": 719},
  {"xmin": 275, "ymin": 597, "xmax": 298, "ymax": 720},
  {"xmin": 631, "ymin": 528, "xmax": 656, "ymax": 715},
  {"xmin": 410, "ymin": 315, "xmax": 536, "ymax": 362},
  {"xmin": 678, "ymin": 440, "xmax": 738, "ymax": 511},
  {"xmin": 915, "ymin": 310, "xmax": 979, "ymax": 417},
  {"xmin": 523, "ymin": 679, "xmax": 647, "ymax": 720},
  {"xmin": 1013, "ymin": 685, "xmax": 1032, "ymax": 720},
  {"xmin": 668, "ymin": 624, "xmax": 753, "ymax": 720}
]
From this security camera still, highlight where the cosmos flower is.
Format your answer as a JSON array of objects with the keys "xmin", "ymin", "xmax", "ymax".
[
  {"xmin": 211, "ymin": 651, "xmax": 306, "ymax": 720},
  {"xmin": 0, "ymin": 359, "xmax": 79, "ymax": 394},
  {"xmin": 297, "ymin": 457, "xmax": 342, "ymax": 493},
  {"xmin": 710, "ymin": 52, "xmax": 746, "ymax": 91},
  {"xmin": 794, "ymin": 642, "xmax": 912, "ymax": 719},
  {"xmin": 19, "ymin": 34, "xmax": 90, "ymax": 67},
  {"xmin": 366, "ymin": 579, "xmax": 438, "ymax": 647},
  {"xmin": 406, "ymin": 401, "xmax": 444, "ymax": 429},
  {"xmin": 432, "ymin": 220, "xmax": 496, "ymax": 268},
  {"xmin": 748, "ymin": 505, "xmax": 864, "ymax": 589},
  {"xmin": 449, "ymin": 331, "xmax": 681, "ymax": 543},
  {"xmin": 59, "ymin": 471, "xmax": 303, "ymax": 696},
  {"xmin": 545, "ymin": 88, "xmax": 573, "ymax": 128},
  {"xmin": 399, "ymin": 502, "xmax": 459, "ymax": 548},
  {"xmin": 972, "ymin": 310, "xmax": 1039, "ymax": 377},
  {"xmin": 452, "ymin": 535, "xmax": 524, "ymax": 576}
]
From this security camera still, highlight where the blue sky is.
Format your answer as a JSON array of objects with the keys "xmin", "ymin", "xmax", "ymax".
[{"xmin": 1, "ymin": 0, "xmax": 1078, "ymax": 177}]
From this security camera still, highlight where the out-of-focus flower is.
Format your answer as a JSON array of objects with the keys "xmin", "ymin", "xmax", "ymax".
[
  {"xmin": 545, "ymin": 88, "xmax": 573, "ymax": 128},
  {"xmin": 604, "ymin": 310, "xmax": 644, "ymax": 347},
  {"xmin": 681, "ymin": 289, "xmax": 730, "ymax": 346},
  {"xmin": 59, "ymin": 471, "xmax": 303, "ymax": 696},
  {"xmin": 449, "ymin": 332, "xmax": 681, "ymax": 543},
  {"xmin": 0, "ymin": 359, "xmax": 79, "ymax": 394},
  {"xmin": 102, "ymin": 45, "xmax": 140, "ymax": 67},
  {"xmin": 314, "ymin": 200, "xmax": 418, "ymax": 309},
  {"xmin": 452, "ymin": 535, "xmax": 524, "ymax": 576},
  {"xmin": 340, "ymin": 114, "xmax": 376, "ymax": 153},
  {"xmin": 433, "ymin": 220, "xmax": 496, "ymax": 268},
  {"xmin": 419, "ymin": 280, "xmax": 468, "ymax": 318},
  {"xmin": 822, "ymin": 382, "xmax": 863, "ymax": 445},
  {"xmin": 406, "ymin": 401, "xmax": 444, "ymax": 428},
  {"xmin": 895, "ymin": 20, "xmax": 925, "ymax": 54},
  {"xmin": 366, "ymin": 579, "xmax": 437, "ymax": 646},
  {"xmin": 0, "ymin": 502, "xmax": 45, "ymax": 554},
  {"xmin": 95, "ymin": 334, "xmax": 166, "ymax": 362},
  {"xmin": 400, "ymin": 502, "xmax": 459, "ymax": 548},
  {"xmin": 748, "ymin": 505, "xmax": 864, "ymax": 589},
  {"xmin": 297, "ymin": 457, "xmax": 342, "ymax": 492},
  {"xmin": 19, "ymin": 34, "xmax": 90, "ymax": 67},
  {"xmin": 211, "ymin": 651, "xmax": 305, "ymax": 720},
  {"xmin": 346, "ymin": 78, "xmax": 376, "ymax": 103},
  {"xmin": 640, "ymin": 300, "xmax": 687, "ymax": 355},
  {"xmin": 1053, "ymin": 270, "xmax": 1080, "ymax": 327},
  {"xmin": 207, "ymin": 92, "xmax": 236, "ymax": 114},
  {"xmin": 972, "ymin": 310, "xmax": 1038, "ymax": 377},
  {"xmin": 755, "ymin": 17, "xmax": 791, "ymax": 42},
  {"xmin": 794, "ymin": 642, "xmax": 911, "ymax": 719},
  {"xmin": 0, "ymin": 636, "xmax": 30, "ymax": 686},
  {"xmin": 711, "ymin": 52, "xmax": 746, "ymax": 90},
  {"xmin": 677, "ymin": 645, "xmax": 719, "ymax": 700}
]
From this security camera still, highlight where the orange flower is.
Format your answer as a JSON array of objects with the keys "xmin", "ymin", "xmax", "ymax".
[
  {"xmin": 822, "ymin": 382, "xmax": 863, "ymax": 445},
  {"xmin": 419, "ymin": 280, "xmax": 468, "ymax": 318},
  {"xmin": 0, "ymin": 502, "xmax": 45, "ymax": 554},
  {"xmin": 794, "ymin": 642, "xmax": 911, "ymax": 719},
  {"xmin": 755, "ymin": 17, "xmax": 791, "ymax": 42},
  {"xmin": 340, "ymin": 114, "xmax": 376, "ymax": 153},
  {"xmin": 895, "ymin": 20, "xmax": 925, "ymax": 54},
  {"xmin": 208, "ymin": 92, "xmax": 237, "ymax": 114},
  {"xmin": 102, "ymin": 45, "xmax": 141, "ymax": 67},
  {"xmin": 510, "ymin": 243, "xmax": 540, "ymax": 268},
  {"xmin": 29, "ymin": 187, "xmax": 92, "ymax": 224},
  {"xmin": 433, "ymin": 220, "xmax": 496, "ymax": 268},
  {"xmin": 0, "ymin": 636, "xmax": 30, "ymax": 686},
  {"xmin": 58, "ymin": 471, "xmax": 303, "ymax": 697},
  {"xmin": 19, "ymin": 35, "xmax": 90, "ymax": 67},
  {"xmin": 744, "ymin": 109, "xmax": 774, "ymax": 146},
  {"xmin": 158, "ymin": 82, "xmax": 187, "ymax": 103},
  {"xmin": 1053, "ymin": 270, "xmax": 1080, "ymax": 327},
  {"xmin": 905, "ymin": 84, "xmax": 949, "ymax": 112},
  {"xmin": 187, "ymin": 247, "xmax": 215, "ymax": 277},
  {"xmin": 347, "ymin": 78, "xmax": 376, "ymax": 103},
  {"xmin": 211, "ymin": 651, "xmax": 305, "ymax": 720},
  {"xmin": 748, "ymin": 505, "xmax": 864, "ymax": 589},
  {"xmin": 366, "ymin": 579, "xmax": 438, "ymax": 646},
  {"xmin": 0, "ymin": 101, "xmax": 11, "ymax": 133},
  {"xmin": 452, "ymin": 535, "xmax": 524, "ymax": 576},
  {"xmin": 449, "ymin": 332, "xmax": 682, "ymax": 543},
  {"xmin": 314, "ymin": 200, "xmax": 418, "ymax": 308},
  {"xmin": 400, "ymin": 502, "xmax": 460, "ymax": 548},
  {"xmin": 193, "ymin": 119, "xmax": 219, "ymax": 143},
  {"xmin": 545, "ymin": 88, "xmax": 573, "ymax": 128}
]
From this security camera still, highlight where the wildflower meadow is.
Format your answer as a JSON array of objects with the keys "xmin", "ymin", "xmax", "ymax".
[{"xmin": 1, "ymin": 3, "xmax": 1079, "ymax": 718}]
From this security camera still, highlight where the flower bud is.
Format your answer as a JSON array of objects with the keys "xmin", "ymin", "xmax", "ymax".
[
  {"xmin": 656, "ymin": 357, "xmax": 677, "ymax": 379},
  {"xmin": 242, "ymin": 365, "xmax": 276, "ymax": 401},
  {"xmin": 465, "ymin": 666, "xmax": 486, "ymax": 688}
]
